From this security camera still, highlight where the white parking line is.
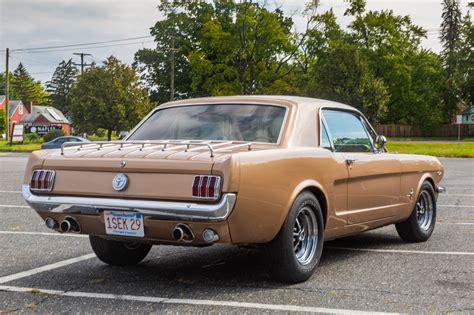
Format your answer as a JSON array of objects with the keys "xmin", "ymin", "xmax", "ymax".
[
  {"xmin": 0, "ymin": 231, "xmax": 87, "ymax": 238},
  {"xmin": 0, "ymin": 254, "xmax": 95, "ymax": 284},
  {"xmin": 0, "ymin": 191, "xmax": 21, "ymax": 194},
  {"xmin": 0, "ymin": 204, "xmax": 30, "ymax": 208},
  {"xmin": 0, "ymin": 285, "xmax": 397, "ymax": 314},
  {"xmin": 326, "ymin": 247, "xmax": 474, "ymax": 256},
  {"xmin": 438, "ymin": 204, "xmax": 474, "ymax": 208}
]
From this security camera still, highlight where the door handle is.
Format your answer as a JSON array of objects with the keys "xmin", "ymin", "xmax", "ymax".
[{"xmin": 346, "ymin": 158, "xmax": 358, "ymax": 166}]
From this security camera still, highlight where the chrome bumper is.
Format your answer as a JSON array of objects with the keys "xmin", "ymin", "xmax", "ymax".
[
  {"xmin": 437, "ymin": 186, "xmax": 446, "ymax": 194},
  {"xmin": 22, "ymin": 185, "xmax": 236, "ymax": 222}
]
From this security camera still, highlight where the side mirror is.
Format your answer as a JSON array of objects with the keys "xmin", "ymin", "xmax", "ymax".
[{"xmin": 375, "ymin": 135, "xmax": 387, "ymax": 150}]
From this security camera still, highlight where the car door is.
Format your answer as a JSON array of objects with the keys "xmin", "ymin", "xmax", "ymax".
[{"xmin": 322, "ymin": 109, "xmax": 402, "ymax": 224}]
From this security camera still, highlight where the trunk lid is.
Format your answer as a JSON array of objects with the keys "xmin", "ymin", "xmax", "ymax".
[{"xmin": 40, "ymin": 142, "xmax": 261, "ymax": 201}]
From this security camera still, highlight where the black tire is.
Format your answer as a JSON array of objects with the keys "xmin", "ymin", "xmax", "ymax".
[
  {"xmin": 89, "ymin": 235, "xmax": 152, "ymax": 266},
  {"xmin": 396, "ymin": 181, "xmax": 437, "ymax": 242},
  {"xmin": 263, "ymin": 192, "xmax": 324, "ymax": 283}
]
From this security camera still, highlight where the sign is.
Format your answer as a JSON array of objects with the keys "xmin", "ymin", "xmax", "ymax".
[
  {"xmin": 25, "ymin": 125, "xmax": 62, "ymax": 135},
  {"xmin": 471, "ymin": 115, "xmax": 474, "ymax": 123},
  {"xmin": 11, "ymin": 123, "xmax": 24, "ymax": 144},
  {"xmin": 456, "ymin": 115, "xmax": 462, "ymax": 124}
]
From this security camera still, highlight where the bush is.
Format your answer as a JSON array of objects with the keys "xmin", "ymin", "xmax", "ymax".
[
  {"xmin": 24, "ymin": 133, "xmax": 44, "ymax": 144},
  {"xmin": 43, "ymin": 129, "xmax": 65, "ymax": 142}
]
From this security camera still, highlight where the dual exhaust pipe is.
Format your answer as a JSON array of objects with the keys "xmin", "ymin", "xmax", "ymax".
[
  {"xmin": 172, "ymin": 224, "xmax": 219, "ymax": 243},
  {"xmin": 45, "ymin": 216, "xmax": 80, "ymax": 233}
]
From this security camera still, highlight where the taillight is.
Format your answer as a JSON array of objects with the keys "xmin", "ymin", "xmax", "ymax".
[
  {"xmin": 192, "ymin": 175, "xmax": 221, "ymax": 200},
  {"xmin": 30, "ymin": 170, "xmax": 56, "ymax": 192}
]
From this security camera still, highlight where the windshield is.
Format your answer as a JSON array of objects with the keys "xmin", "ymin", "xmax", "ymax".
[{"xmin": 128, "ymin": 104, "xmax": 286, "ymax": 143}]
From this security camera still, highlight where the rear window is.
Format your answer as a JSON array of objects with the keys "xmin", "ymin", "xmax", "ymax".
[{"xmin": 128, "ymin": 104, "xmax": 286, "ymax": 143}]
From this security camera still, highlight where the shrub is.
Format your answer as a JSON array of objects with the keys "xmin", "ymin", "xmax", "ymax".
[
  {"xmin": 24, "ymin": 133, "xmax": 44, "ymax": 144},
  {"xmin": 43, "ymin": 129, "xmax": 65, "ymax": 142}
]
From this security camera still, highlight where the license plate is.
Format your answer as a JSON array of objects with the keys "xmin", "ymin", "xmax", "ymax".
[{"xmin": 104, "ymin": 211, "xmax": 144, "ymax": 237}]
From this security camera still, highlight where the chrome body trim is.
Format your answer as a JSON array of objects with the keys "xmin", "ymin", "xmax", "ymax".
[{"xmin": 22, "ymin": 185, "xmax": 237, "ymax": 222}]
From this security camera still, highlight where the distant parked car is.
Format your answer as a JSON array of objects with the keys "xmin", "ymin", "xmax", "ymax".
[
  {"xmin": 40, "ymin": 136, "xmax": 90, "ymax": 150},
  {"xmin": 118, "ymin": 131, "xmax": 129, "ymax": 140}
]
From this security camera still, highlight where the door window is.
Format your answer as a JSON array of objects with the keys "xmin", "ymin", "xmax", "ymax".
[{"xmin": 322, "ymin": 110, "xmax": 373, "ymax": 153}]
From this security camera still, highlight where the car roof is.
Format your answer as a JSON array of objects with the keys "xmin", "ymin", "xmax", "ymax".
[{"xmin": 159, "ymin": 95, "xmax": 357, "ymax": 112}]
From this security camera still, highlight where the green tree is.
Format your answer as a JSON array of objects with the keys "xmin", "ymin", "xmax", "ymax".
[
  {"xmin": 46, "ymin": 59, "xmax": 78, "ymax": 114},
  {"xmin": 309, "ymin": 44, "xmax": 389, "ymax": 122},
  {"xmin": 135, "ymin": 1, "xmax": 299, "ymax": 102},
  {"xmin": 70, "ymin": 56, "xmax": 151, "ymax": 141},
  {"xmin": 440, "ymin": 0, "xmax": 464, "ymax": 118},
  {"xmin": 440, "ymin": 0, "xmax": 463, "ymax": 76},
  {"xmin": 458, "ymin": 5, "xmax": 474, "ymax": 107},
  {"xmin": 11, "ymin": 63, "xmax": 50, "ymax": 106},
  {"xmin": 0, "ymin": 72, "xmax": 13, "ymax": 96},
  {"xmin": 0, "ymin": 109, "xmax": 5, "ymax": 135}
]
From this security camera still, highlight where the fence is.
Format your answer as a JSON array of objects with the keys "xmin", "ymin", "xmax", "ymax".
[{"xmin": 374, "ymin": 124, "xmax": 474, "ymax": 138}]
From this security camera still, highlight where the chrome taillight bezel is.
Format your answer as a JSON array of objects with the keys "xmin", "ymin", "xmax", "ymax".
[
  {"xmin": 30, "ymin": 169, "xmax": 56, "ymax": 193},
  {"xmin": 192, "ymin": 175, "xmax": 221, "ymax": 201}
]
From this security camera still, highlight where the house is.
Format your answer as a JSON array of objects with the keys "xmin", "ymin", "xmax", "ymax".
[
  {"xmin": 461, "ymin": 104, "xmax": 474, "ymax": 124},
  {"xmin": 0, "ymin": 95, "xmax": 29, "ymax": 132},
  {"xmin": 21, "ymin": 106, "xmax": 71, "ymax": 135}
]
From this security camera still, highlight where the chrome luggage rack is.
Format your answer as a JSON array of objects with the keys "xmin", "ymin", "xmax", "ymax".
[{"xmin": 61, "ymin": 140, "xmax": 253, "ymax": 157}]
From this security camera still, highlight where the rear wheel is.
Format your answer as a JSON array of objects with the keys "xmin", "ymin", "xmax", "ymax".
[
  {"xmin": 396, "ymin": 181, "xmax": 436, "ymax": 242},
  {"xmin": 89, "ymin": 235, "xmax": 152, "ymax": 266},
  {"xmin": 263, "ymin": 192, "xmax": 324, "ymax": 283}
]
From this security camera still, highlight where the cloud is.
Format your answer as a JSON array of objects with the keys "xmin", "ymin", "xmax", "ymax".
[{"xmin": 0, "ymin": 0, "xmax": 471, "ymax": 83}]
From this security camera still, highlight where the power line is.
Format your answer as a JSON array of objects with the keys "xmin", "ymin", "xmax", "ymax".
[
  {"xmin": 0, "ymin": 35, "xmax": 153, "ymax": 53},
  {"xmin": 12, "ymin": 40, "xmax": 155, "ymax": 54}
]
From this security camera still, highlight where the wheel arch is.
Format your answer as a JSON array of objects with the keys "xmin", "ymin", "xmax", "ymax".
[{"xmin": 290, "ymin": 180, "xmax": 328, "ymax": 227}]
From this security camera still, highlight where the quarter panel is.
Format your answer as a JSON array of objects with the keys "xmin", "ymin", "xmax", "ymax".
[{"xmin": 227, "ymin": 148, "xmax": 348, "ymax": 244}]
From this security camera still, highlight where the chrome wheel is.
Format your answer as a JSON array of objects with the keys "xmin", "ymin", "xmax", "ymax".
[
  {"xmin": 416, "ymin": 190, "xmax": 434, "ymax": 231},
  {"xmin": 293, "ymin": 206, "xmax": 318, "ymax": 265}
]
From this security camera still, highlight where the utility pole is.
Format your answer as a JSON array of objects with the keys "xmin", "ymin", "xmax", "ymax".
[
  {"xmin": 73, "ymin": 53, "xmax": 92, "ymax": 74},
  {"xmin": 170, "ymin": 38, "xmax": 176, "ymax": 101},
  {"xmin": 5, "ymin": 48, "xmax": 9, "ymax": 141}
]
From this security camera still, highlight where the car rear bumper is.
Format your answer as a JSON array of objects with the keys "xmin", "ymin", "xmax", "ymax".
[{"xmin": 22, "ymin": 184, "xmax": 237, "ymax": 222}]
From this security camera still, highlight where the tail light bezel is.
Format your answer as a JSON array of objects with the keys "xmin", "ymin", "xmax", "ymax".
[
  {"xmin": 30, "ymin": 169, "xmax": 56, "ymax": 193},
  {"xmin": 192, "ymin": 175, "xmax": 221, "ymax": 201}
]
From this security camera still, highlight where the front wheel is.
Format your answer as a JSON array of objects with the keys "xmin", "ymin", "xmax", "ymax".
[
  {"xmin": 89, "ymin": 235, "xmax": 152, "ymax": 266},
  {"xmin": 262, "ymin": 192, "xmax": 324, "ymax": 283},
  {"xmin": 396, "ymin": 181, "xmax": 437, "ymax": 242}
]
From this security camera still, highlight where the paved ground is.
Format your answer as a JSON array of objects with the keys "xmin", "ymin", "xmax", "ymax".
[{"xmin": 0, "ymin": 152, "xmax": 473, "ymax": 314}]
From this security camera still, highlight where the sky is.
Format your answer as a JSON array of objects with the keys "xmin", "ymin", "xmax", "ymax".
[{"xmin": 0, "ymin": 0, "xmax": 471, "ymax": 84}]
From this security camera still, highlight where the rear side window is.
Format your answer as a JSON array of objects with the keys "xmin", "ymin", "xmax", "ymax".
[{"xmin": 322, "ymin": 110, "xmax": 373, "ymax": 153}]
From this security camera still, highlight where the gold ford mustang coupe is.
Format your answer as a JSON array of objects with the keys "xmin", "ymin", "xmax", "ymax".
[{"xmin": 23, "ymin": 96, "xmax": 445, "ymax": 283}]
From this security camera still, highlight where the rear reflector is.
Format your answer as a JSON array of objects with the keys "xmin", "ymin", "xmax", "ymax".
[
  {"xmin": 192, "ymin": 175, "xmax": 221, "ymax": 200},
  {"xmin": 30, "ymin": 170, "xmax": 56, "ymax": 192}
]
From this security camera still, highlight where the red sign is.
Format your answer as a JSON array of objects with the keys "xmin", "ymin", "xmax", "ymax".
[{"xmin": 471, "ymin": 115, "xmax": 474, "ymax": 122}]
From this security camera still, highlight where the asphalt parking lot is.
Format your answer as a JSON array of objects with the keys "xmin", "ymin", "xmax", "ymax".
[{"xmin": 0, "ymin": 153, "xmax": 473, "ymax": 314}]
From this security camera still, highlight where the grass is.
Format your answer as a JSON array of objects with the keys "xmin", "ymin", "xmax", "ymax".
[
  {"xmin": 388, "ymin": 137, "xmax": 474, "ymax": 142},
  {"xmin": 387, "ymin": 141, "xmax": 474, "ymax": 158},
  {"xmin": 0, "ymin": 140, "xmax": 41, "ymax": 152}
]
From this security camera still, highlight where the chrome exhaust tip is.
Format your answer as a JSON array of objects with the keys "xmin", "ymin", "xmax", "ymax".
[
  {"xmin": 60, "ymin": 220, "xmax": 71, "ymax": 233},
  {"xmin": 45, "ymin": 217, "xmax": 59, "ymax": 230},
  {"xmin": 203, "ymin": 229, "xmax": 219, "ymax": 243},
  {"xmin": 60, "ymin": 216, "xmax": 81, "ymax": 233},
  {"xmin": 172, "ymin": 224, "xmax": 194, "ymax": 242},
  {"xmin": 173, "ymin": 226, "xmax": 184, "ymax": 241}
]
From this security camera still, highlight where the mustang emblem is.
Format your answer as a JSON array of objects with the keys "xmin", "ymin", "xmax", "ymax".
[{"xmin": 112, "ymin": 173, "xmax": 128, "ymax": 191}]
